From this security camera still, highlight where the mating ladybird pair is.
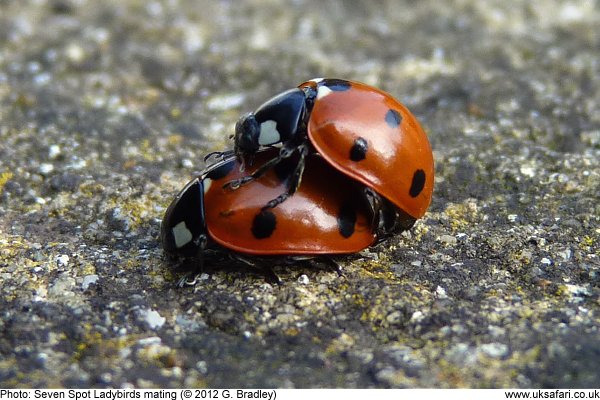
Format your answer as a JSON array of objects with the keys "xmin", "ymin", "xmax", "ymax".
[{"xmin": 161, "ymin": 78, "xmax": 434, "ymax": 274}]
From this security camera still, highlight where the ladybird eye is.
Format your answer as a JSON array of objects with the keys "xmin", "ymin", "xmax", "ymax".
[{"xmin": 409, "ymin": 169, "xmax": 426, "ymax": 197}]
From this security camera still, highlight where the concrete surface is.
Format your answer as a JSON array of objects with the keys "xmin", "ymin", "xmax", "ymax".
[{"xmin": 1, "ymin": 0, "xmax": 599, "ymax": 388}]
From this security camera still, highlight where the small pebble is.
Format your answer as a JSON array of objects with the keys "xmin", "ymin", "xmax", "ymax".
[
  {"xmin": 56, "ymin": 254, "xmax": 69, "ymax": 267},
  {"xmin": 141, "ymin": 309, "xmax": 166, "ymax": 330},
  {"xmin": 48, "ymin": 145, "xmax": 61, "ymax": 159},
  {"xmin": 480, "ymin": 343, "xmax": 509, "ymax": 358},
  {"xmin": 82, "ymin": 274, "xmax": 99, "ymax": 290},
  {"xmin": 39, "ymin": 163, "xmax": 54, "ymax": 175},
  {"xmin": 435, "ymin": 286, "xmax": 448, "ymax": 299},
  {"xmin": 540, "ymin": 257, "xmax": 552, "ymax": 266},
  {"xmin": 438, "ymin": 234, "xmax": 457, "ymax": 245}
]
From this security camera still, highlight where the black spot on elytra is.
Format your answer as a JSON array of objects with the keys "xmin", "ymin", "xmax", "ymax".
[
  {"xmin": 251, "ymin": 210, "xmax": 277, "ymax": 239},
  {"xmin": 350, "ymin": 137, "xmax": 368, "ymax": 161},
  {"xmin": 409, "ymin": 169, "xmax": 426, "ymax": 197},
  {"xmin": 337, "ymin": 203, "xmax": 357, "ymax": 238},
  {"xmin": 322, "ymin": 79, "xmax": 351, "ymax": 91},
  {"xmin": 385, "ymin": 109, "xmax": 402, "ymax": 128},
  {"xmin": 206, "ymin": 160, "xmax": 235, "ymax": 180}
]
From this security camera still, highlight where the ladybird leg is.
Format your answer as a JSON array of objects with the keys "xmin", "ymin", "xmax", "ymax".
[
  {"xmin": 261, "ymin": 264, "xmax": 283, "ymax": 285},
  {"xmin": 204, "ymin": 150, "xmax": 235, "ymax": 163},
  {"xmin": 222, "ymin": 144, "xmax": 300, "ymax": 191},
  {"xmin": 318, "ymin": 255, "xmax": 344, "ymax": 277},
  {"xmin": 297, "ymin": 255, "xmax": 344, "ymax": 277},
  {"xmin": 262, "ymin": 144, "xmax": 309, "ymax": 210},
  {"xmin": 362, "ymin": 187, "xmax": 417, "ymax": 243},
  {"xmin": 222, "ymin": 155, "xmax": 281, "ymax": 190},
  {"xmin": 176, "ymin": 234, "xmax": 208, "ymax": 287},
  {"xmin": 229, "ymin": 253, "xmax": 283, "ymax": 284},
  {"xmin": 363, "ymin": 187, "xmax": 383, "ymax": 234}
]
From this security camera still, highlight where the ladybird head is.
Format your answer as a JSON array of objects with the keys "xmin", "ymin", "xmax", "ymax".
[
  {"xmin": 233, "ymin": 87, "xmax": 307, "ymax": 162},
  {"xmin": 161, "ymin": 177, "xmax": 208, "ymax": 257},
  {"xmin": 234, "ymin": 112, "xmax": 261, "ymax": 162}
]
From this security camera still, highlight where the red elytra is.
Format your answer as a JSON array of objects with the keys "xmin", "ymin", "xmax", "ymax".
[
  {"xmin": 299, "ymin": 79, "xmax": 434, "ymax": 219},
  {"xmin": 231, "ymin": 78, "xmax": 434, "ymax": 222},
  {"xmin": 203, "ymin": 149, "xmax": 376, "ymax": 255}
]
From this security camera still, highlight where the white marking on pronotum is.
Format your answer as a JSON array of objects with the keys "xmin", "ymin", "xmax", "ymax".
[
  {"xmin": 258, "ymin": 120, "xmax": 281, "ymax": 145},
  {"xmin": 172, "ymin": 221, "xmax": 193, "ymax": 248},
  {"xmin": 310, "ymin": 77, "xmax": 324, "ymax": 83},
  {"xmin": 317, "ymin": 86, "xmax": 332, "ymax": 100},
  {"xmin": 202, "ymin": 178, "xmax": 212, "ymax": 194}
]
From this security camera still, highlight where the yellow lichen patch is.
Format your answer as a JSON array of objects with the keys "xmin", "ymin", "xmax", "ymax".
[
  {"xmin": 169, "ymin": 107, "xmax": 182, "ymax": 119},
  {"xmin": 359, "ymin": 263, "xmax": 397, "ymax": 281},
  {"xmin": 140, "ymin": 139, "xmax": 156, "ymax": 161},
  {"xmin": 444, "ymin": 199, "xmax": 480, "ymax": 232},
  {"xmin": 79, "ymin": 261, "xmax": 97, "ymax": 276},
  {"xmin": 511, "ymin": 249, "xmax": 533, "ymax": 265},
  {"xmin": 72, "ymin": 326, "xmax": 141, "ymax": 363},
  {"xmin": 136, "ymin": 343, "xmax": 179, "ymax": 368},
  {"xmin": 405, "ymin": 221, "xmax": 429, "ymax": 243},
  {"xmin": 325, "ymin": 333, "xmax": 356, "ymax": 355},
  {"xmin": 283, "ymin": 327, "xmax": 300, "ymax": 336},
  {"xmin": 0, "ymin": 171, "xmax": 14, "ymax": 193},
  {"xmin": 359, "ymin": 295, "xmax": 390, "ymax": 328},
  {"xmin": 351, "ymin": 292, "xmax": 367, "ymax": 308},
  {"xmin": 167, "ymin": 134, "xmax": 184, "ymax": 147},
  {"xmin": 579, "ymin": 235, "xmax": 595, "ymax": 250},
  {"xmin": 123, "ymin": 258, "xmax": 141, "ymax": 271},
  {"xmin": 0, "ymin": 235, "xmax": 29, "ymax": 256},
  {"xmin": 436, "ymin": 359, "xmax": 469, "ymax": 388},
  {"xmin": 470, "ymin": 345, "xmax": 542, "ymax": 388},
  {"xmin": 355, "ymin": 256, "xmax": 397, "ymax": 281},
  {"xmin": 108, "ymin": 191, "xmax": 162, "ymax": 230},
  {"xmin": 79, "ymin": 181, "xmax": 106, "ymax": 198}
]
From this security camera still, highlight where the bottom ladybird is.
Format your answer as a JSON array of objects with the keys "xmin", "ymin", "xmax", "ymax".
[{"xmin": 161, "ymin": 148, "xmax": 379, "ymax": 282}]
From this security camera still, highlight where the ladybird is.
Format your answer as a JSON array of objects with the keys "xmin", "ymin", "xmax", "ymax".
[
  {"xmin": 161, "ymin": 148, "xmax": 380, "ymax": 275},
  {"xmin": 229, "ymin": 78, "xmax": 434, "ymax": 224}
]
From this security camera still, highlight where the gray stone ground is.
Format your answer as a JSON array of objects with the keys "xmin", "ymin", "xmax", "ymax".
[{"xmin": 1, "ymin": 0, "xmax": 599, "ymax": 388}]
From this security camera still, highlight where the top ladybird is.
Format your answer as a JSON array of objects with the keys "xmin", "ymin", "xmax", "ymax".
[
  {"xmin": 161, "ymin": 78, "xmax": 434, "ymax": 266},
  {"xmin": 228, "ymin": 78, "xmax": 434, "ymax": 236}
]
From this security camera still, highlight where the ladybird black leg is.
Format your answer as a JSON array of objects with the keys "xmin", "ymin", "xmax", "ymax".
[
  {"xmin": 295, "ymin": 255, "xmax": 344, "ymax": 277},
  {"xmin": 229, "ymin": 253, "xmax": 283, "ymax": 284},
  {"xmin": 222, "ymin": 152, "xmax": 283, "ymax": 190},
  {"xmin": 176, "ymin": 234, "xmax": 208, "ymax": 287},
  {"xmin": 238, "ymin": 153, "xmax": 254, "ymax": 172},
  {"xmin": 362, "ymin": 187, "xmax": 417, "ymax": 244},
  {"xmin": 222, "ymin": 144, "xmax": 301, "ymax": 191},
  {"xmin": 261, "ymin": 265, "xmax": 283, "ymax": 285},
  {"xmin": 204, "ymin": 150, "xmax": 235, "ymax": 163},
  {"xmin": 363, "ymin": 187, "xmax": 383, "ymax": 234},
  {"xmin": 319, "ymin": 255, "xmax": 344, "ymax": 277},
  {"xmin": 262, "ymin": 144, "xmax": 309, "ymax": 210}
]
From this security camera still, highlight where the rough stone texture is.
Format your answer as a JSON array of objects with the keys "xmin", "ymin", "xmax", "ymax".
[{"xmin": 1, "ymin": 0, "xmax": 599, "ymax": 388}]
